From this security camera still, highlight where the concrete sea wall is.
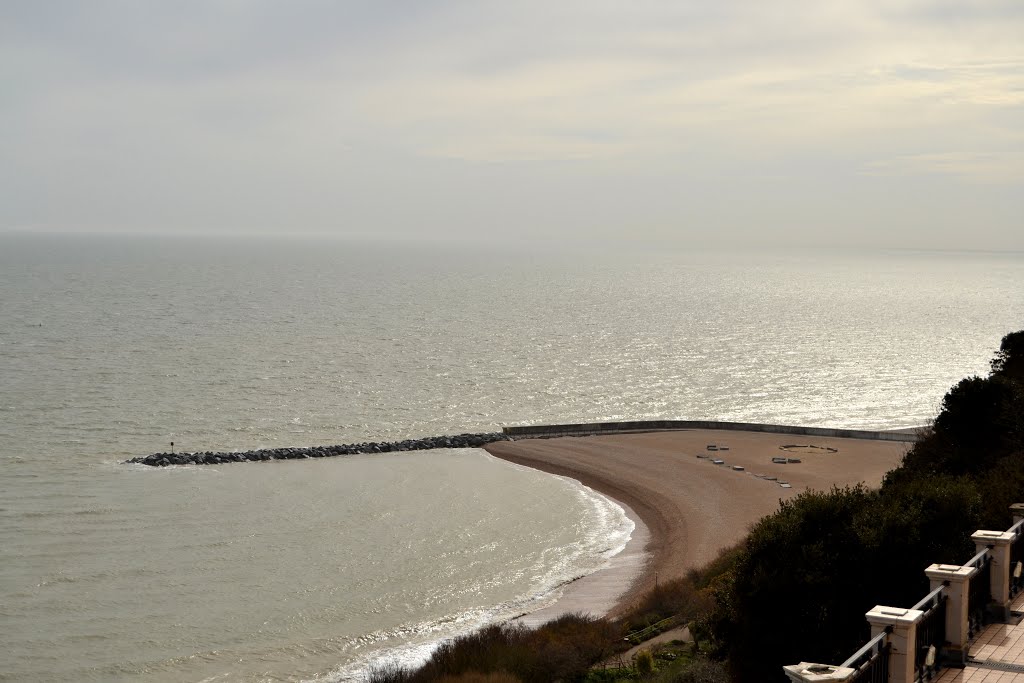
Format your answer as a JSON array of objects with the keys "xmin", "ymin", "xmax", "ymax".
[{"xmin": 502, "ymin": 420, "xmax": 922, "ymax": 442}]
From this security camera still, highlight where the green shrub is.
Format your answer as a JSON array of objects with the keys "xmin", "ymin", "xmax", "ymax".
[
  {"xmin": 388, "ymin": 612, "xmax": 616, "ymax": 683},
  {"xmin": 635, "ymin": 649, "xmax": 654, "ymax": 675},
  {"xmin": 653, "ymin": 657, "xmax": 729, "ymax": 683},
  {"xmin": 438, "ymin": 673, "xmax": 522, "ymax": 683},
  {"xmin": 686, "ymin": 542, "xmax": 744, "ymax": 591},
  {"xmin": 621, "ymin": 577, "xmax": 710, "ymax": 633}
]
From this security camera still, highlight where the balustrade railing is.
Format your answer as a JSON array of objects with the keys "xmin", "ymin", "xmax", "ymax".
[
  {"xmin": 911, "ymin": 587, "xmax": 946, "ymax": 682},
  {"xmin": 1010, "ymin": 519, "xmax": 1024, "ymax": 598},
  {"xmin": 841, "ymin": 629, "xmax": 892, "ymax": 683},
  {"xmin": 967, "ymin": 549, "xmax": 992, "ymax": 638},
  {"xmin": 787, "ymin": 508, "xmax": 1024, "ymax": 683}
]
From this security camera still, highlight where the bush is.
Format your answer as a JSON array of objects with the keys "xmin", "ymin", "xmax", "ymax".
[
  {"xmin": 438, "ymin": 673, "xmax": 521, "ymax": 683},
  {"xmin": 635, "ymin": 649, "xmax": 654, "ymax": 675},
  {"xmin": 653, "ymin": 658, "xmax": 729, "ymax": 683},
  {"xmin": 686, "ymin": 542, "xmax": 744, "ymax": 591},
  {"xmin": 976, "ymin": 451, "xmax": 1024, "ymax": 527},
  {"xmin": 386, "ymin": 612, "xmax": 616, "ymax": 683},
  {"xmin": 621, "ymin": 577, "xmax": 711, "ymax": 633},
  {"xmin": 368, "ymin": 662, "xmax": 416, "ymax": 683}
]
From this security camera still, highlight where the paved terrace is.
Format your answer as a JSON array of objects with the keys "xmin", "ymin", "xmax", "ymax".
[{"xmin": 938, "ymin": 592, "xmax": 1024, "ymax": 683}]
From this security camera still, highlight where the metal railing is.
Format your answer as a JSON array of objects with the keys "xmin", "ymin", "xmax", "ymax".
[
  {"xmin": 1010, "ymin": 519, "xmax": 1024, "ymax": 598},
  {"xmin": 912, "ymin": 586, "xmax": 947, "ymax": 681},
  {"xmin": 842, "ymin": 629, "xmax": 892, "ymax": 683},
  {"xmin": 966, "ymin": 549, "xmax": 993, "ymax": 638},
  {"xmin": 623, "ymin": 615, "xmax": 679, "ymax": 645},
  {"xmin": 789, "ymin": 513, "xmax": 1024, "ymax": 682}
]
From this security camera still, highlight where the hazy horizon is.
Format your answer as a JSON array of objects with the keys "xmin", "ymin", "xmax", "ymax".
[
  {"xmin": 6, "ymin": 229, "xmax": 1024, "ymax": 256},
  {"xmin": 3, "ymin": 1, "xmax": 1022, "ymax": 250}
]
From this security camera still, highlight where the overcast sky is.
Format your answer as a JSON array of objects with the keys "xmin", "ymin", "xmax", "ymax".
[{"xmin": 2, "ymin": 1, "xmax": 1022, "ymax": 249}]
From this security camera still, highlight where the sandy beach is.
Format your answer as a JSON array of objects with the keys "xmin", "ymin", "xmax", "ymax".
[{"xmin": 485, "ymin": 429, "xmax": 910, "ymax": 616}]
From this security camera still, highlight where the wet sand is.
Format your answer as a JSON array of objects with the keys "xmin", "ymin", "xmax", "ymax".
[{"xmin": 485, "ymin": 429, "xmax": 909, "ymax": 616}]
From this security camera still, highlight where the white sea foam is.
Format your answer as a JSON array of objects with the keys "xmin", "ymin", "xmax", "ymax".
[{"xmin": 321, "ymin": 470, "xmax": 635, "ymax": 682}]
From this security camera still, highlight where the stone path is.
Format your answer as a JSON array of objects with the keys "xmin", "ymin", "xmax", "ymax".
[{"xmin": 597, "ymin": 626, "xmax": 692, "ymax": 670}]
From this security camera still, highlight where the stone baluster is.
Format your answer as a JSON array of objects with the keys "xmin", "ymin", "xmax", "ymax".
[
  {"xmin": 972, "ymin": 530, "xmax": 1014, "ymax": 621},
  {"xmin": 865, "ymin": 606, "xmax": 924, "ymax": 683},
  {"xmin": 782, "ymin": 663, "xmax": 856, "ymax": 682},
  {"xmin": 924, "ymin": 564, "xmax": 972, "ymax": 662},
  {"xmin": 1010, "ymin": 503, "xmax": 1024, "ymax": 525}
]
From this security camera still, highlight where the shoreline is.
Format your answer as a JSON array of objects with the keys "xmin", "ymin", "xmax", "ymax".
[
  {"xmin": 484, "ymin": 428, "xmax": 910, "ymax": 618},
  {"xmin": 515, "ymin": 499, "xmax": 650, "ymax": 627}
]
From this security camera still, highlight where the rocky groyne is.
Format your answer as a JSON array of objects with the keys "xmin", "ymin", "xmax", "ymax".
[{"xmin": 127, "ymin": 432, "xmax": 511, "ymax": 467}]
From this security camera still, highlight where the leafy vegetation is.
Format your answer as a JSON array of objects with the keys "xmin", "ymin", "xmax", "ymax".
[
  {"xmin": 703, "ymin": 330, "xmax": 1024, "ymax": 682},
  {"xmin": 586, "ymin": 640, "xmax": 727, "ymax": 683},
  {"xmin": 368, "ymin": 613, "xmax": 617, "ymax": 683}
]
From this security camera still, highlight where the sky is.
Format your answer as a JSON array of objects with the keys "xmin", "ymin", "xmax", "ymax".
[{"xmin": 2, "ymin": 0, "xmax": 1022, "ymax": 249}]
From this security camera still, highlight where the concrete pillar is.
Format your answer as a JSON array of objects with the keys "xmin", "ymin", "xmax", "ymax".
[
  {"xmin": 925, "ymin": 564, "xmax": 972, "ymax": 661},
  {"xmin": 1009, "ymin": 503, "xmax": 1024, "ymax": 525},
  {"xmin": 782, "ymin": 663, "xmax": 856, "ymax": 682},
  {"xmin": 973, "ymin": 530, "xmax": 1014, "ymax": 621},
  {"xmin": 865, "ymin": 606, "xmax": 924, "ymax": 683}
]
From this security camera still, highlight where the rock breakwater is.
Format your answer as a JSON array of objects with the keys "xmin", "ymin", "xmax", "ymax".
[{"xmin": 126, "ymin": 432, "xmax": 511, "ymax": 467}]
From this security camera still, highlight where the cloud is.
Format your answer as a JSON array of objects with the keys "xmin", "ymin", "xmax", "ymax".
[
  {"xmin": 0, "ymin": 1, "xmax": 1021, "ymax": 246},
  {"xmin": 350, "ymin": 3, "xmax": 1024, "ymax": 163},
  {"xmin": 863, "ymin": 152, "xmax": 1024, "ymax": 184}
]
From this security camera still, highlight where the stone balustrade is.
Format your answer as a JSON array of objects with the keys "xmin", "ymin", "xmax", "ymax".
[{"xmin": 785, "ymin": 505, "xmax": 1024, "ymax": 683}]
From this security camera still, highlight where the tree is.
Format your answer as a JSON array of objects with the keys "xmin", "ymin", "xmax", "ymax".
[
  {"xmin": 893, "ymin": 331, "xmax": 1024, "ymax": 483},
  {"xmin": 707, "ymin": 486, "xmax": 877, "ymax": 682},
  {"xmin": 991, "ymin": 330, "xmax": 1024, "ymax": 382}
]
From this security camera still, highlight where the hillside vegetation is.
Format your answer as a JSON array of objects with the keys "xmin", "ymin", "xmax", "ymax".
[{"xmin": 704, "ymin": 330, "xmax": 1024, "ymax": 681}]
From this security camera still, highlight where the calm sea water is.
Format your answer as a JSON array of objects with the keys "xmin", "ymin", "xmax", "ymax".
[{"xmin": 1, "ymin": 234, "xmax": 1022, "ymax": 682}]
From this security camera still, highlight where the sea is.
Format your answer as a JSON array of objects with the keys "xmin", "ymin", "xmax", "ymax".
[{"xmin": 1, "ymin": 233, "xmax": 1021, "ymax": 682}]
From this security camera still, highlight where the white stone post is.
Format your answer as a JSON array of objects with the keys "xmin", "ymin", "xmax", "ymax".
[
  {"xmin": 925, "ymin": 564, "xmax": 972, "ymax": 661},
  {"xmin": 782, "ymin": 663, "xmax": 856, "ymax": 683},
  {"xmin": 1009, "ymin": 503, "xmax": 1024, "ymax": 525},
  {"xmin": 865, "ymin": 606, "xmax": 924, "ymax": 683},
  {"xmin": 973, "ymin": 530, "xmax": 1014, "ymax": 621}
]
